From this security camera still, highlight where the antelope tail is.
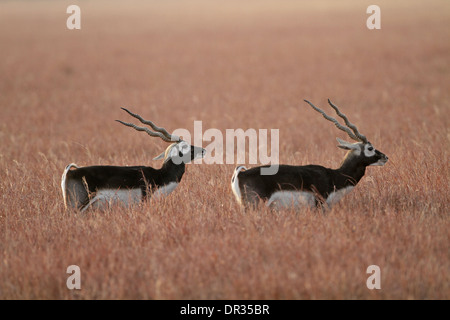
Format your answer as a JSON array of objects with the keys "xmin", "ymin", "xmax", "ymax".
[{"xmin": 61, "ymin": 163, "xmax": 79, "ymax": 209}]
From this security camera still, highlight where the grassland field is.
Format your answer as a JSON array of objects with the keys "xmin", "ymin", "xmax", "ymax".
[{"xmin": 0, "ymin": 0, "xmax": 448, "ymax": 300}]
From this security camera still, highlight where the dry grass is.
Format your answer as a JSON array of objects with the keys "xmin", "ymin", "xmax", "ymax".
[{"xmin": 0, "ymin": 0, "xmax": 449, "ymax": 299}]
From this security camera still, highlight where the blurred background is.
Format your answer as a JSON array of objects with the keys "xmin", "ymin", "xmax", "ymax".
[
  {"xmin": 0, "ymin": 0, "xmax": 448, "ymax": 300},
  {"xmin": 1, "ymin": 0, "xmax": 448, "ymax": 166}
]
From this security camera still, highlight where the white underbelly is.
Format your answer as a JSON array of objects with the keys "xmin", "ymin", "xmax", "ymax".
[
  {"xmin": 151, "ymin": 182, "xmax": 179, "ymax": 200},
  {"xmin": 325, "ymin": 186, "xmax": 354, "ymax": 206},
  {"xmin": 267, "ymin": 191, "xmax": 316, "ymax": 209},
  {"xmin": 83, "ymin": 188, "xmax": 142, "ymax": 212},
  {"xmin": 80, "ymin": 182, "xmax": 180, "ymax": 212},
  {"xmin": 266, "ymin": 185, "xmax": 355, "ymax": 209}
]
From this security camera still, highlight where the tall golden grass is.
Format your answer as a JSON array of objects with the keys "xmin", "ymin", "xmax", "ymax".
[{"xmin": 0, "ymin": 0, "xmax": 448, "ymax": 299}]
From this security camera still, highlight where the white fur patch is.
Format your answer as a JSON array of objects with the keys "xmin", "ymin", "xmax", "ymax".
[
  {"xmin": 151, "ymin": 182, "xmax": 179, "ymax": 200},
  {"xmin": 231, "ymin": 167, "xmax": 246, "ymax": 205},
  {"xmin": 61, "ymin": 163, "xmax": 79, "ymax": 209},
  {"xmin": 81, "ymin": 188, "xmax": 142, "ymax": 212},
  {"xmin": 369, "ymin": 159, "xmax": 387, "ymax": 166},
  {"xmin": 364, "ymin": 144, "xmax": 376, "ymax": 157},
  {"xmin": 325, "ymin": 186, "xmax": 354, "ymax": 207},
  {"xmin": 266, "ymin": 191, "xmax": 316, "ymax": 209},
  {"xmin": 168, "ymin": 141, "xmax": 191, "ymax": 158}
]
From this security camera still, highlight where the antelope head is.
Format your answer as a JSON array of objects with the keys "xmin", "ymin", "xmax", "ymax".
[
  {"xmin": 116, "ymin": 108, "xmax": 205, "ymax": 164},
  {"xmin": 304, "ymin": 99, "xmax": 388, "ymax": 167}
]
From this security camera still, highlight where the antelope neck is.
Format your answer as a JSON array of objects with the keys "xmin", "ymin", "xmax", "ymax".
[
  {"xmin": 160, "ymin": 159, "xmax": 186, "ymax": 183},
  {"xmin": 335, "ymin": 157, "xmax": 367, "ymax": 188}
]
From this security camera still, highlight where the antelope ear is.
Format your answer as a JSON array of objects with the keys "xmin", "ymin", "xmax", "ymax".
[
  {"xmin": 153, "ymin": 152, "xmax": 165, "ymax": 160},
  {"xmin": 336, "ymin": 137, "xmax": 356, "ymax": 150}
]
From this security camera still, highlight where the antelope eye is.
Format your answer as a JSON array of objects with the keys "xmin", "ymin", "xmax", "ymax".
[{"xmin": 368, "ymin": 146, "xmax": 374, "ymax": 151}]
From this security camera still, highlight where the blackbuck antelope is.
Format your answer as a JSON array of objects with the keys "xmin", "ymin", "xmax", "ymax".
[
  {"xmin": 231, "ymin": 99, "xmax": 388, "ymax": 209},
  {"xmin": 61, "ymin": 108, "xmax": 205, "ymax": 212}
]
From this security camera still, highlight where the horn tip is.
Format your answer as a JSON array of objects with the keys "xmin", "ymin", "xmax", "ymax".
[{"xmin": 116, "ymin": 119, "xmax": 129, "ymax": 126}]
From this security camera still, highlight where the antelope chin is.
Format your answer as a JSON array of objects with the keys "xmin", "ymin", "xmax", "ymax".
[{"xmin": 370, "ymin": 158, "xmax": 388, "ymax": 166}]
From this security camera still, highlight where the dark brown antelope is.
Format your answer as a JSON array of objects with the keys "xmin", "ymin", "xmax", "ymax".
[
  {"xmin": 61, "ymin": 108, "xmax": 205, "ymax": 212},
  {"xmin": 231, "ymin": 99, "xmax": 388, "ymax": 209}
]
